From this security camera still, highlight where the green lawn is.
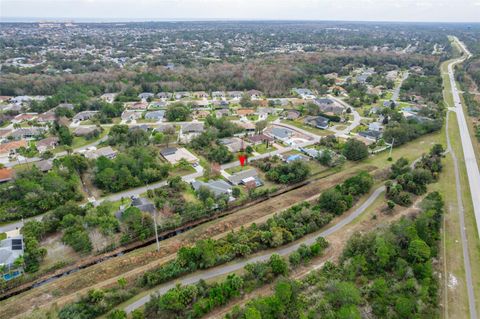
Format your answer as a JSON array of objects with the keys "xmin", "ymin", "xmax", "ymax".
[
  {"xmin": 71, "ymin": 128, "xmax": 110, "ymax": 149},
  {"xmin": 254, "ymin": 143, "xmax": 276, "ymax": 154},
  {"xmin": 280, "ymin": 120, "xmax": 333, "ymax": 136}
]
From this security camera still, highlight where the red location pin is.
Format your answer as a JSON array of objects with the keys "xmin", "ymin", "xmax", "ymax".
[{"xmin": 238, "ymin": 154, "xmax": 247, "ymax": 166}]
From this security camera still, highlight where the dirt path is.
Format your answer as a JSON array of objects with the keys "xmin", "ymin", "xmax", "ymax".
[{"xmin": 1, "ymin": 165, "xmax": 375, "ymax": 319}]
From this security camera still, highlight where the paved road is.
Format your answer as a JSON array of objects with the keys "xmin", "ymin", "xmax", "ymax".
[
  {"xmin": 328, "ymin": 95, "xmax": 361, "ymax": 137},
  {"xmin": 3, "ymin": 135, "xmax": 108, "ymax": 168},
  {"xmin": 446, "ymin": 37, "xmax": 479, "ymax": 319},
  {"xmin": 124, "ymin": 185, "xmax": 386, "ymax": 313},
  {"xmin": 392, "ymin": 71, "xmax": 409, "ymax": 102},
  {"xmin": 448, "ymin": 37, "xmax": 480, "ymax": 239}
]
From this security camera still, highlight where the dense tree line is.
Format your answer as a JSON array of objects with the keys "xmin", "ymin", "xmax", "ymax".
[
  {"xmin": 227, "ymin": 191, "xmax": 444, "ymax": 319},
  {"xmin": 254, "ymin": 156, "xmax": 311, "ymax": 184},
  {"xmin": 94, "ymin": 147, "xmax": 170, "ymax": 193},
  {"xmin": 386, "ymin": 145, "xmax": 444, "ymax": 206},
  {"xmin": 318, "ymin": 171, "xmax": 374, "ymax": 215},
  {"xmin": 0, "ymin": 163, "xmax": 83, "ymax": 222}
]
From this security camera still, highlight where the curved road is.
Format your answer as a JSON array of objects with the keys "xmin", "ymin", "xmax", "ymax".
[{"xmin": 124, "ymin": 185, "xmax": 385, "ymax": 313}]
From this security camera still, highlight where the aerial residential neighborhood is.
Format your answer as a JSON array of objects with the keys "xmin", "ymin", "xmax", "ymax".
[{"xmin": 0, "ymin": 7, "xmax": 479, "ymax": 319}]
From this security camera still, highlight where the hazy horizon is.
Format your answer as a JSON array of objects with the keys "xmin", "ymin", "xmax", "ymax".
[{"xmin": 1, "ymin": 0, "xmax": 480, "ymax": 23}]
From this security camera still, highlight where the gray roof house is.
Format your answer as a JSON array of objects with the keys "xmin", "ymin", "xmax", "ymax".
[
  {"xmin": 157, "ymin": 92, "xmax": 173, "ymax": 100},
  {"xmin": 268, "ymin": 127, "xmax": 293, "ymax": 140},
  {"xmin": 73, "ymin": 111, "xmax": 98, "ymax": 122},
  {"xmin": 145, "ymin": 110, "xmax": 165, "ymax": 121},
  {"xmin": 304, "ymin": 116, "xmax": 330, "ymax": 129},
  {"xmin": 359, "ymin": 130, "xmax": 382, "ymax": 141},
  {"xmin": 191, "ymin": 180, "xmax": 232, "ymax": 198},
  {"xmin": 131, "ymin": 197, "xmax": 156, "ymax": 214},
  {"xmin": 227, "ymin": 168, "xmax": 262, "ymax": 187},
  {"xmin": 10, "ymin": 127, "xmax": 45, "ymax": 139},
  {"xmin": 139, "ymin": 92, "xmax": 155, "ymax": 100},
  {"xmin": 182, "ymin": 122, "xmax": 204, "ymax": 134},
  {"xmin": 84, "ymin": 146, "xmax": 117, "ymax": 160}
]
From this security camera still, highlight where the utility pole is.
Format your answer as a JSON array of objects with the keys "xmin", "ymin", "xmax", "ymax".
[
  {"xmin": 389, "ymin": 138, "xmax": 395, "ymax": 158},
  {"xmin": 152, "ymin": 208, "xmax": 160, "ymax": 252}
]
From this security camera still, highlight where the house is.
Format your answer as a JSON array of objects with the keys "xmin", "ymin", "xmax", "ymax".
[
  {"xmin": 238, "ymin": 121, "xmax": 256, "ymax": 133},
  {"xmin": 368, "ymin": 122, "xmax": 383, "ymax": 132},
  {"xmin": 219, "ymin": 137, "xmax": 247, "ymax": 153},
  {"xmin": 121, "ymin": 110, "xmax": 142, "ymax": 121},
  {"xmin": 156, "ymin": 92, "xmax": 173, "ymax": 100},
  {"xmin": 154, "ymin": 124, "xmax": 176, "ymax": 133},
  {"xmin": 358, "ymin": 130, "xmax": 382, "ymax": 141},
  {"xmin": 216, "ymin": 109, "xmax": 230, "ymax": 118},
  {"xmin": 0, "ymin": 168, "xmax": 13, "ymax": 183},
  {"xmin": 33, "ymin": 159, "xmax": 54, "ymax": 172},
  {"xmin": 73, "ymin": 111, "xmax": 98, "ymax": 122},
  {"xmin": 129, "ymin": 125, "xmax": 149, "ymax": 132},
  {"xmin": 212, "ymin": 91, "xmax": 226, "ymax": 99},
  {"xmin": 131, "ymin": 197, "xmax": 156, "ymax": 214},
  {"xmin": 194, "ymin": 110, "xmax": 210, "ymax": 119},
  {"xmin": 10, "ymin": 127, "xmax": 45, "ymax": 140},
  {"xmin": 246, "ymin": 134, "xmax": 273, "ymax": 146},
  {"xmin": 74, "ymin": 126, "xmax": 97, "ymax": 137},
  {"xmin": 84, "ymin": 146, "xmax": 117, "ymax": 160},
  {"xmin": 193, "ymin": 91, "xmax": 209, "ymax": 99},
  {"xmin": 180, "ymin": 122, "xmax": 204, "ymax": 143},
  {"xmin": 304, "ymin": 116, "xmax": 330, "ymax": 129},
  {"xmin": 227, "ymin": 91, "xmax": 243, "ymax": 99},
  {"xmin": 284, "ymin": 109, "xmax": 301, "ymax": 120},
  {"xmin": 145, "ymin": 110, "xmax": 165, "ymax": 121},
  {"xmin": 300, "ymin": 147, "xmax": 323, "ymax": 158},
  {"xmin": 100, "ymin": 93, "xmax": 117, "ymax": 103},
  {"xmin": 0, "ymin": 129, "xmax": 12, "ymax": 142},
  {"xmin": 247, "ymin": 90, "xmax": 263, "ymax": 100},
  {"xmin": 128, "ymin": 102, "xmax": 148, "ymax": 110},
  {"xmin": 12, "ymin": 113, "xmax": 38, "ymax": 124},
  {"xmin": 0, "ymin": 140, "xmax": 28, "ymax": 162},
  {"xmin": 284, "ymin": 154, "xmax": 309, "ymax": 163},
  {"xmin": 227, "ymin": 168, "xmax": 262, "ymax": 187},
  {"xmin": 36, "ymin": 137, "xmax": 59, "ymax": 153},
  {"xmin": 267, "ymin": 127, "xmax": 293, "ymax": 142},
  {"xmin": 193, "ymin": 100, "xmax": 210, "ymax": 108},
  {"xmin": 36, "ymin": 112, "xmax": 56, "ymax": 124},
  {"xmin": 313, "ymin": 98, "xmax": 345, "ymax": 115},
  {"xmin": 138, "ymin": 92, "xmax": 154, "ymax": 101},
  {"xmin": 174, "ymin": 92, "xmax": 190, "ymax": 100},
  {"xmin": 0, "ymin": 235, "xmax": 24, "ymax": 280},
  {"xmin": 191, "ymin": 179, "xmax": 232, "ymax": 198},
  {"xmin": 293, "ymin": 88, "xmax": 316, "ymax": 99},
  {"xmin": 236, "ymin": 109, "xmax": 255, "ymax": 117},
  {"xmin": 160, "ymin": 147, "xmax": 198, "ymax": 165},
  {"xmin": 257, "ymin": 107, "xmax": 277, "ymax": 116}
]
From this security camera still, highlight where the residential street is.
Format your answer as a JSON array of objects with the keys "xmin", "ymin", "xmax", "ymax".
[{"xmin": 124, "ymin": 185, "xmax": 386, "ymax": 313}]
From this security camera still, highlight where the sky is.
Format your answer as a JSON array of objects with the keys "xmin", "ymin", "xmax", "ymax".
[{"xmin": 1, "ymin": 0, "xmax": 480, "ymax": 23}]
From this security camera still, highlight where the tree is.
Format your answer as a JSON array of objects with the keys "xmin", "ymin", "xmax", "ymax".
[
  {"xmin": 165, "ymin": 103, "xmax": 191, "ymax": 121},
  {"xmin": 408, "ymin": 239, "xmax": 430, "ymax": 262},
  {"xmin": 240, "ymin": 93, "xmax": 253, "ymax": 108},
  {"xmin": 343, "ymin": 139, "xmax": 368, "ymax": 161},
  {"xmin": 255, "ymin": 120, "xmax": 268, "ymax": 133}
]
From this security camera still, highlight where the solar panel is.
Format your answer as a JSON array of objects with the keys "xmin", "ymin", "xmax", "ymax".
[{"xmin": 11, "ymin": 239, "xmax": 23, "ymax": 250}]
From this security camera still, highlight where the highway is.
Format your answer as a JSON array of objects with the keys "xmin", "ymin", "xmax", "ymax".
[
  {"xmin": 446, "ymin": 36, "xmax": 478, "ymax": 319},
  {"xmin": 124, "ymin": 185, "xmax": 386, "ymax": 313}
]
